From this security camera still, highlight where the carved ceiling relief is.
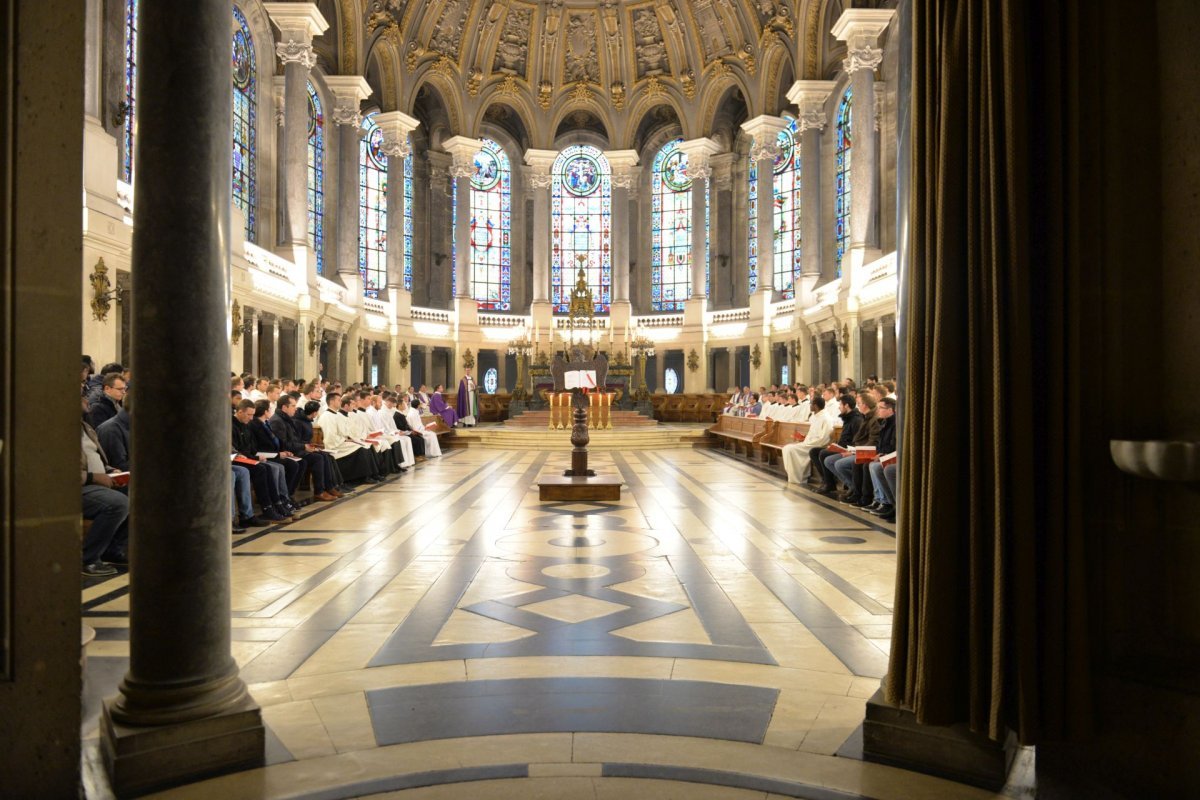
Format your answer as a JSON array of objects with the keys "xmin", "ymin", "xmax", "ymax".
[
  {"xmin": 564, "ymin": 13, "xmax": 600, "ymax": 85},
  {"xmin": 692, "ymin": 0, "xmax": 732, "ymax": 61},
  {"xmin": 429, "ymin": 0, "xmax": 469, "ymax": 59},
  {"xmin": 632, "ymin": 7, "xmax": 669, "ymax": 80},
  {"xmin": 492, "ymin": 6, "xmax": 531, "ymax": 78}
]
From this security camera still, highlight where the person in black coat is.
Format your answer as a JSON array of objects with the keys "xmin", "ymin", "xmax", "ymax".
[
  {"xmin": 295, "ymin": 400, "xmax": 349, "ymax": 492},
  {"xmin": 269, "ymin": 395, "xmax": 337, "ymax": 500},
  {"xmin": 387, "ymin": 392, "xmax": 425, "ymax": 457},
  {"xmin": 811, "ymin": 397, "xmax": 863, "ymax": 493},
  {"xmin": 249, "ymin": 401, "xmax": 308, "ymax": 502},
  {"xmin": 96, "ymin": 405, "xmax": 131, "ymax": 472},
  {"xmin": 86, "ymin": 372, "xmax": 127, "ymax": 429}
]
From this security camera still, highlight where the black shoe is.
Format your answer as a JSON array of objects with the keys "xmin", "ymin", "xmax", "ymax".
[
  {"xmin": 232, "ymin": 521, "xmax": 247, "ymax": 534},
  {"xmin": 101, "ymin": 550, "xmax": 129, "ymax": 567},
  {"xmin": 839, "ymin": 494, "xmax": 860, "ymax": 505},
  {"xmin": 262, "ymin": 508, "xmax": 287, "ymax": 522},
  {"xmin": 869, "ymin": 504, "xmax": 895, "ymax": 517},
  {"xmin": 239, "ymin": 515, "xmax": 268, "ymax": 528},
  {"xmin": 880, "ymin": 511, "xmax": 897, "ymax": 523},
  {"xmin": 274, "ymin": 504, "xmax": 294, "ymax": 519},
  {"xmin": 853, "ymin": 499, "xmax": 874, "ymax": 508},
  {"xmin": 814, "ymin": 486, "xmax": 834, "ymax": 496},
  {"xmin": 865, "ymin": 502, "xmax": 882, "ymax": 511},
  {"xmin": 82, "ymin": 562, "xmax": 118, "ymax": 577}
]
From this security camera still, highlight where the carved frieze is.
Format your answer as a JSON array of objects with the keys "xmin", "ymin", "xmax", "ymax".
[
  {"xmin": 430, "ymin": 0, "xmax": 470, "ymax": 58},
  {"xmin": 493, "ymin": 6, "xmax": 532, "ymax": 77},
  {"xmin": 692, "ymin": 0, "xmax": 732, "ymax": 61},
  {"xmin": 564, "ymin": 13, "xmax": 600, "ymax": 84},
  {"xmin": 632, "ymin": 7, "xmax": 669, "ymax": 79}
]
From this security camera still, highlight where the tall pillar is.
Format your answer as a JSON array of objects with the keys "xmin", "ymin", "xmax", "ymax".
[
  {"xmin": 655, "ymin": 353, "xmax": 666, "ymax": 394},
  {"xmin": 102, "ymin": 0, "xmax": 264, "ymax": 793},
  {"xmin": 265, "ymin": 3, "xmax": 327, "ymax": 274},
  {"xmin": 246, "ymin": 308, "xmax": 260, "ymax": 375},
  {"xmin": 270, "ymin": 314, "xmax": 281, "ymax": 378},
  {"xmin": 338, "ymin": 334, "xmax": 350, "ymax": 383},
  {"xmin": 524, "ymin": 149, "xmax": 556, "ymax": 329},
  {"xmin": 424, "ymin": 344, "xmax": 434, "ymax": 390},
  {"xmin": 374, "ymin": 111, "xmax": 421, "ymax": 300},
  {"xmin": 425, "ymin": 151, "xmax": 452, "ymax": 308},
  {"xmin": 495, "ymin": 350, "xmax": 507, "ymax": 393},
  {"xmin": 606, "ymin": 150, "xmax": 638, "ymax": 305},
  {"xmin": 443, "ymin": 136, "xmax": 482, "ymax": 303},
  {"xmin": 740, "ymin": 116, "xmax": 789, "ymax": 299},
  {"xmin": 325, "ymin": 76, "xmax": 373, "ymax": 288},
  {"xmin": 678, "ymin": 139, "xmax": 721, "ymax": 300},
  {"xmin": 833, "ymin": 10, "xmax": 894, "ymax": 254},
  {"xmin": 787, "ymin": 80, "xmax": 838, "ymax": 288},
  {"xmin": 710, "ymin": 153, "xmax": 735, "ymax": 308}
]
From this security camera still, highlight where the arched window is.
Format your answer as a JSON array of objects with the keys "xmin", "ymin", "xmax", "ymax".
[
  {"xmin": 359, "ymin": 114, "xmax": 387, "ymax": 297},
  {"xmin": 747, "ymin": 118, "xmax": 801, "ymax": 297},
  {"xmin": 307, "ymin": 82, "xmax": 325, "ymax": 275},
  {"xmin": 122, "ymin": 0, "xmax": 138, "ymax": 184},
  {"xmin": 664, "ymin": 368, "xmax": 679, "ymax": 395},
  {"xmin": 404, "ymin": 137, "xmax": 414, "ymax": 291},
  {"xmin": 651, "ymin": 139, "xmax": 691, "ymax": 312},
  {"xmin": 835, "ymin": 88, "xmax": 852, "ymax": 277},
  {"xmin": 232, "ymin": 6, "xmax": 257, "ymax": 242},
  {"xmin": 552, "ymin": 145, "xmax": 612, "ymax": 314},
  {"xmin": 470, "ymin": 139, "xmax": 512, "ymax": 310},
  {"xmin": 483, "ymin": 367, "xmax": 498, "ymax": 394}
]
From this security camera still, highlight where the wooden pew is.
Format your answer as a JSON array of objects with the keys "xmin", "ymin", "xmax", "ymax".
[
  {"xmin": 662, "ymin": 395, "xmax": 686, "ymax": 422},
  {"xmin": 758, "ymin": 419, "xmax": 843, "ymax": 468},
  {"xmin": 705, "ymin": 414, "xmax": 767, "ymax": 457}
]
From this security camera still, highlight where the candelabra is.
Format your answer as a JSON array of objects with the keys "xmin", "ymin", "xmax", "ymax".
[
  {"xmin": 630, "ymin": 330, "xmax": 656, "ymax": 406},
  {"xmin": 506, "ymin": 330, "xmax": 533, "ymax": 407}
]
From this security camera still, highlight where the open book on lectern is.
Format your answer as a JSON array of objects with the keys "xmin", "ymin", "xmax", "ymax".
[{"xmin": 563, "ymin": 370, "xmax": 598, "ymax": 390}]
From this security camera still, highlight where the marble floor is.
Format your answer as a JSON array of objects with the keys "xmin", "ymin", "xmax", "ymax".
[{"xmin": 81, "ymin": 447, "xmax": 1033, "ymax": 800}]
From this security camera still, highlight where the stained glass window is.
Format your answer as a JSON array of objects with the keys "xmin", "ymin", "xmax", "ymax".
[
  {"xmin": 774, "ymin": 117, "xmax": 801, "ymax": 299},
  {"xmin": 665, "ymin": 368, "xmax": 679, "ymax": 395},
  {"xmin": 404, "ymin": 136, "xmax": 414, "ymax": 291},
  {"xmin": 123, "ymin": 0, "xmax": 138, "ymax": 184},
  {"xmin": 551, "ymin": 145, "xmax": 612, "ymax": 314},
  {"xmin": 307, "ymin": 82, "xmax": 325, "ymax": 275},
  {"xmin": 232, "ymin": 6, "xmax": 257, "ymax": 242},
  {"xmin": 470, "ymin": 139, "xmax": 512, "ymax": 310},
  {"xmin": 835, "ymin": 88, "xmax": 853, "ymax": 277},
  {"xmin": 651, "ymin": 139, "xmax": 691, "ymax": 312},
  {"xmin": 747, "ymin": 119, "xmax": 800, "ymax": 296},
  {"xmin": 359, "ymin": 114, "xmax": 388, "ymax": 298},
  {"xmin": 483, "ymin": 367, "xmax": 498, "ymax": 394}
]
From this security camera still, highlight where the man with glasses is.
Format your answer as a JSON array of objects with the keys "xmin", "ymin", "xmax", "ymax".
[{"xmin": 86, "ymin": 372, "xmax": 127, "ymax": 429}]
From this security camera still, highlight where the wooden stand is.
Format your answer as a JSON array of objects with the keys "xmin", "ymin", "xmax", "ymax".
[{"xmin": 537, "ymin": 389, "xmax": 622, "ymax": 501}]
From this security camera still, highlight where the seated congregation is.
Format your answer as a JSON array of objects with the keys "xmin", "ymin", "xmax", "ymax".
[
  {"xmin": 710, "ymin": 378, "xmax": 899, "ymax": 523},
  {"xmin": 79, "ymin": 357, "xmax": 451, "ymax": 578}
]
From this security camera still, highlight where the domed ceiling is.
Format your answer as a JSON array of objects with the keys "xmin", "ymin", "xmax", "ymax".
[{"xmin": 360, "ymin": 0, "xmax": 809, "ymax": 150}]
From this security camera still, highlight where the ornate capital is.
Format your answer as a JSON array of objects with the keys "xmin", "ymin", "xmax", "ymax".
[
  {"xmin": 275, "ymin": 39, "xmax": 317, "ymax": 70},
  {"xmin": 379, "ymin": 138, "xmax": 411, "ymax": 159},
  {"xmin": 330, "ymin": 99, "xmax": 362, "ymax": 128},
  {"xmin": 750, "ymin": 138, "xmax": 782, "ymax": 164},
  {"xmin": 677, "ymin": 138, "xmax": 721, "ymax": 183},
  {"xmin": 443, "ymin": 135, "xmax": 482, "ymax": 180},
  {"xmin": 610, "ymin": 171, "xmax": 634, "ymax": 190},
  {"xmin": 798, "ymin": 107, "xmax": 826, "ymax": 133},
  {"xmin": 843, "ymin": 44, "xmax": 884, "ymax": 74},
  {"xmin": 527, "ymin": 171, "xmax": 554, "ymax": 190}
]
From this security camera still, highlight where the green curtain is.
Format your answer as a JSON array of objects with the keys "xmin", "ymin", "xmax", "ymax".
[{"xmin": 886, "ymin": 0, "xmax": 1095, "ymax": 744}]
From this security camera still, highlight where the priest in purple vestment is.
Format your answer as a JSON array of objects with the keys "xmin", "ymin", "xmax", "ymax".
[{"xmin": 429, "ymin": 384, "xmax": 458, "ymax": 427}]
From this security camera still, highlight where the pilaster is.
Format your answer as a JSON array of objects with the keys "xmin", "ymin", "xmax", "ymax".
[{"xmin": 606, "ymin": 149, "xmax": 639, "ymax": 307}]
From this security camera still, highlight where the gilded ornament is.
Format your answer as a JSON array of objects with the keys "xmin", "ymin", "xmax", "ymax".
[
  {"xmin": 687, "ymin": 349, "xmax": 700, "ymax": 373},
  {"xmin": 751, "ymin": 343, "xmax": 762, "ymax": 369},
  {"xmin": 569, "ymin": 81, "xmax": 591, "ymax": 104},
  {"xmin": 680, "ymin": 69, "xmax": 696, "ymax": 99},
  {"xmin": 644, "ymin": 75, "xmax": 664, "ymax": 98},
  {"xmin": 90, "ymin": 257, "xmax": 114, "ymax": 323},
  {"xmin": 610, "ymin": 81, "xmax": 626, "ymax": 110},
  {"xmin": 462, "ymin": 348, "xmax": 475, "ymax": 370},
  {"xmin": 466, "ymin": 67, "xmax": 483, "ymax": 96},
  {"xmin": 538, "ymin": 80, "xmax": 553, "ymax": 109},
  {"xmin": 398, "ymin": 341, "xmax": 410, "ymax": 369},
  {"xmin": 231, "ymin": 299, "xmax": 243, "ymax": 345}
]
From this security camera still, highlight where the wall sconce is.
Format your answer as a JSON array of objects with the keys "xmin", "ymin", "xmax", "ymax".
[
  {"xmin": 231, "ymin": 299, "xmax": 243, "ymax": 345},
  {"xmin": 830, "ymin": 314, "xmax": 852, "ymax": 357},
  {"xmin": 357, "ymin": 336, "xmax": 366, "ymax": 364},
  {"xmin": 307, "ymin": 321, "xmax": 323, "ymax": 356},
  {"xmin": 687, "ymin": 348, "xmax": 700, "ymax": 373},
  {"xmin": 398, "ymin": 342, "xmax": 410, "ymax": 369},
  {"xmin": 462, "ymin": 347, "xmax": 475, "ymax": 370},
  {"xmin": 751, "ymin": 343, "xmax": 762, "ymax": 370},
  {"xmin": 90, "ymin": 257, "xmax": 116, "ymax": 322}
]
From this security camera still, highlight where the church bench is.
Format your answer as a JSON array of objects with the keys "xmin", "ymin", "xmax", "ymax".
[
  {"xmin": 706, "ymin": 415, "xmax": 767, "ymax": 457},
  {"xmin": 678, "ymin": 396, "xmax": 703, "ymax": 422},
  {"xmin": 757, "ymin": 419, "xmax": 843, "ymax": 470},
  {"xmin": 650, "ymin": 394, "xmax": 669, "ymax": 419},
  {"xmin": 662, "ymin": 395, "xmax": 686, "ymax": 422}
]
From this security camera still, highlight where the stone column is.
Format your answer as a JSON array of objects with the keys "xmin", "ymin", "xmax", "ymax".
[
  {"xmin": 524, "ymin": 149, "xmax": 557, "ymax": 319},
  {"xmin": 605, "ymin": 150, "xmax": 638, "ymax": 305},
  {"xmin": 424, "ymin": 344, "xmax": 434, "ymax": 389},
  {"xmin": 425, "ymin": 151, "xmax": 452, "ymax": 308},
  {"xmin": 833, "ymin": 9, "xmax": 894, "ymax": 253},
  {"xmin": 443, "ymin": 136, "xmax": 483, "ymax": 301},
  {"xmin": 325, "ymin": 76, "xmax": 373, "ymax": 288},
  {"xmin": 338, "ymin": 334, "xmax": 350, "ymax": 383},
  {"xmin": 787, "ymin": 80, "xmax": 837, "ymax": 286},
  {"xmin": 270, "ymin": 314, "xmax": 281, "ymax": 378},
  {"xmin": 655, "ymin": 353, "xmax": 666, "ymax": 394},
  {"xmin": 710, "ymin": 153, "xmax": 735, "ymax": 308},
  {"xmin": 678, "ymin": 139, "xmax": 721, "ymax": 300},
  {"xmin": 102, "ymin": 0, "xmax": 264, "ymax": 793},
  {"xmin": 374, "ymin": 112, "xmax": 421, "ymax": 298},
  {"xmin": 740, "ymin": 116, "xmax": 789, "ymax": 299},
  {"xmin": 265, "ymin": 4, "xmax": 327, "ymax": 267},
  {"xmin": 495, "ymin": 350, "xmax": 507, "ymax": 392},
  {"xmin": 246, "ymin": 307, "xmax": 260, "ymax": 375}
]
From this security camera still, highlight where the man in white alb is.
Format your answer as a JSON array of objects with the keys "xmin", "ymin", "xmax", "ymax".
[
  {"xmin": 782, "ymin": 397, "xmax": 835, "ymax": 484},
  {"xmin": 404, "ymin": 397, "xmax": 442, "ymax": 457}
]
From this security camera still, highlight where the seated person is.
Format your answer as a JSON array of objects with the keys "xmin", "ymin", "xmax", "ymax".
[
  {"xmin": 296, "ymin": 400, "xmax": 347, "ymax": 493},
  {"xmin": 81, "ymin": 393, "xmax": 128, "ymax": 576},
  {"xmin": 782, "ymin": 397, "xmax": 833, "ymax": 484},
  {"xmin": 388, "ymin": 393, "xmax": 425, "ymax": 458},
  {"xmin": 404, "ymin": 396, "xmax": 442, "ymax": 458},
  {"xmin": 87, "ymin": 371, "xmax": 127, "ymax": 429},
  {"xmin": 96, "ymin": 397, "xmax": 131, "ymax": 472},
  {"xmin": 231, "ymin": 464, "xmax": 266, "ymax": 532},
  {"xmin": 429, "ymin": 384, "xmax": 458, "ymax": 428},
  {"xmin": 315, "ymin": 392, "xmax": 387, "ymax": 483},
  {"xmin": 831, "ymin": 393, "xmax": 881, "ymax": 506},
  {"xmin": 745, "ymin": 392, "xmax": 762, "ymax": 417},
  {"xmin": 813, "ymin": 395, "xmax": 863, "ymax": 494},
  {"xmin": 866, "ymin": 397, "xmax": 898, "ymax": 519}
]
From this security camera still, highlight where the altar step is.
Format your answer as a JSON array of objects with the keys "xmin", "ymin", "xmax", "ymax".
[
  {"xmin": 503, "ymin": 410, "xmax": 658, "ymax": 428},
  {"xmin": 450, "ymin": 423, "xmax": 709, "ymax": 450}
]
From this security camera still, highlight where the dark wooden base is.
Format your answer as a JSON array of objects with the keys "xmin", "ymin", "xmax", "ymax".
[{"xmin": 538, "ymin": 475, "xmax": 623, "ymax": 501}]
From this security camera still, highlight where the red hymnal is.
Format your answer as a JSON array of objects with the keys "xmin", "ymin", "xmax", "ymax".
[
  {"xmin": 879, "ymin": 451, "xmax": 898, "ymax": 466},
  {"xmin": 109, "ymin": 471, "xmax": 130, "ymax": 487},
  {"xmin": 855, "ymin": 445, "xmax": 877, "ymax": 464}
]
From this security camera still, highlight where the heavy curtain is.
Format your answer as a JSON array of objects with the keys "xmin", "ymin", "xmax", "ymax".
[{"xmin": 886, "ymin": 0, "xmax": 1096, "ymax": 744}]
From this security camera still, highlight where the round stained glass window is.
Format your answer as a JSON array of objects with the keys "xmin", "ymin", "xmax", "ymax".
[
  {"xmin": 661, "ymin": 149, "xmax": 691, "ymax": 191},
  {"xmin": 367, "ymin": 126, "xmax": 387, "ymax": 170},
  {"xmin": 483, "ymin": 367, "xmax": 498, "ymax": 394},
  {"xmin": 664, "ymin": 368, "xmax": 679, "ymax": 395},
  {"xmin": 562, "ymin": 153, "xmax": 601, "ymax": 196},
  {"xmin": 233, "ymin": 31, "xmax": 253, "ymax": 91},
  {"xmin": 472, "ymin": 149, "xmax": 500, "ymax": 190}
]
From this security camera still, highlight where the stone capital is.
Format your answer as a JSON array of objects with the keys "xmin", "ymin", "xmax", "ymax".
[
  {"xmin": 605, "ymin": 149, "xmax": 639, "ymax": 189},
  {"xmin": 831, "ymin": 9, "xmax": 894, "ymax": 74},
  {"xmin": 787, "ymin": 80, "xmax": 837, "ymax": 132},
  {"xmin": 324, "ymin": 76, "xmax": 372, "ymax": 127},
  {"xmin": 443, "ymin": 135, "xmax": 483, "ymax": 179},
  {"xmin": 710, "ymin": 152, "xmax": 736, "ymax": 190},
  {"xmin": 265, "ymin": 2, "xmax": 327, "ymax": 68},
  {"xmin": 678, "ymin": 138, "xmax": 722, "ymax": 182},
  {"xmin": 373, "ymin": 110, "xmax": 420, "ymax": 159},
  {"xmin": 275, "ymin": 40, "xmax": 317, "ymax": 70},
  {"xmin": 741, "ymin": 115, "xmax": 789, "ymax": 163}
]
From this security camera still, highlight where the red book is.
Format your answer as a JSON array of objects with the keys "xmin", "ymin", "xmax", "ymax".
[
  {"xmin": 231, "ymin": 454, "xmax": 259, "ymax": 467},
  {"xmin": 109, "ymin": 471, "xmax": 130, "ymax": 487},
  {"xmin": 879, "ymin": 451, "xmax": 898, "ymax": 466},
  {"xmin": 855, "ymin": 445, "xmax": 877, "ymax": 464},
  {"xmin": 827, "ymin": 443, "xmax": 849, "ymax": 455},
  {"xmin": 792, "ymin": 431, "xmax": 806, "ymax": 442}
]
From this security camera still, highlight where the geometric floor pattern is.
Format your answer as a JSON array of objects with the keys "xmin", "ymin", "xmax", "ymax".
[{"xmin": 81, "ymin": 445, "xmax": 1034, "ymax": 800}]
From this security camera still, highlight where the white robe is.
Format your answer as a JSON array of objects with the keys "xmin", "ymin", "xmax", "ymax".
[
  {"xmin": 782, "ymin": 412, "xmax": 835, "ymax": 484},
  {"xmin": 378, "ymin": 405, "xmax": 415, "ymax": 467},
  {"xmin": 315, "ymin": 409, "xmax": 369, "ymax": 459},
  {"xmin": 404, "ymin": 407, "xmax": 441, "ymax": 457}
]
